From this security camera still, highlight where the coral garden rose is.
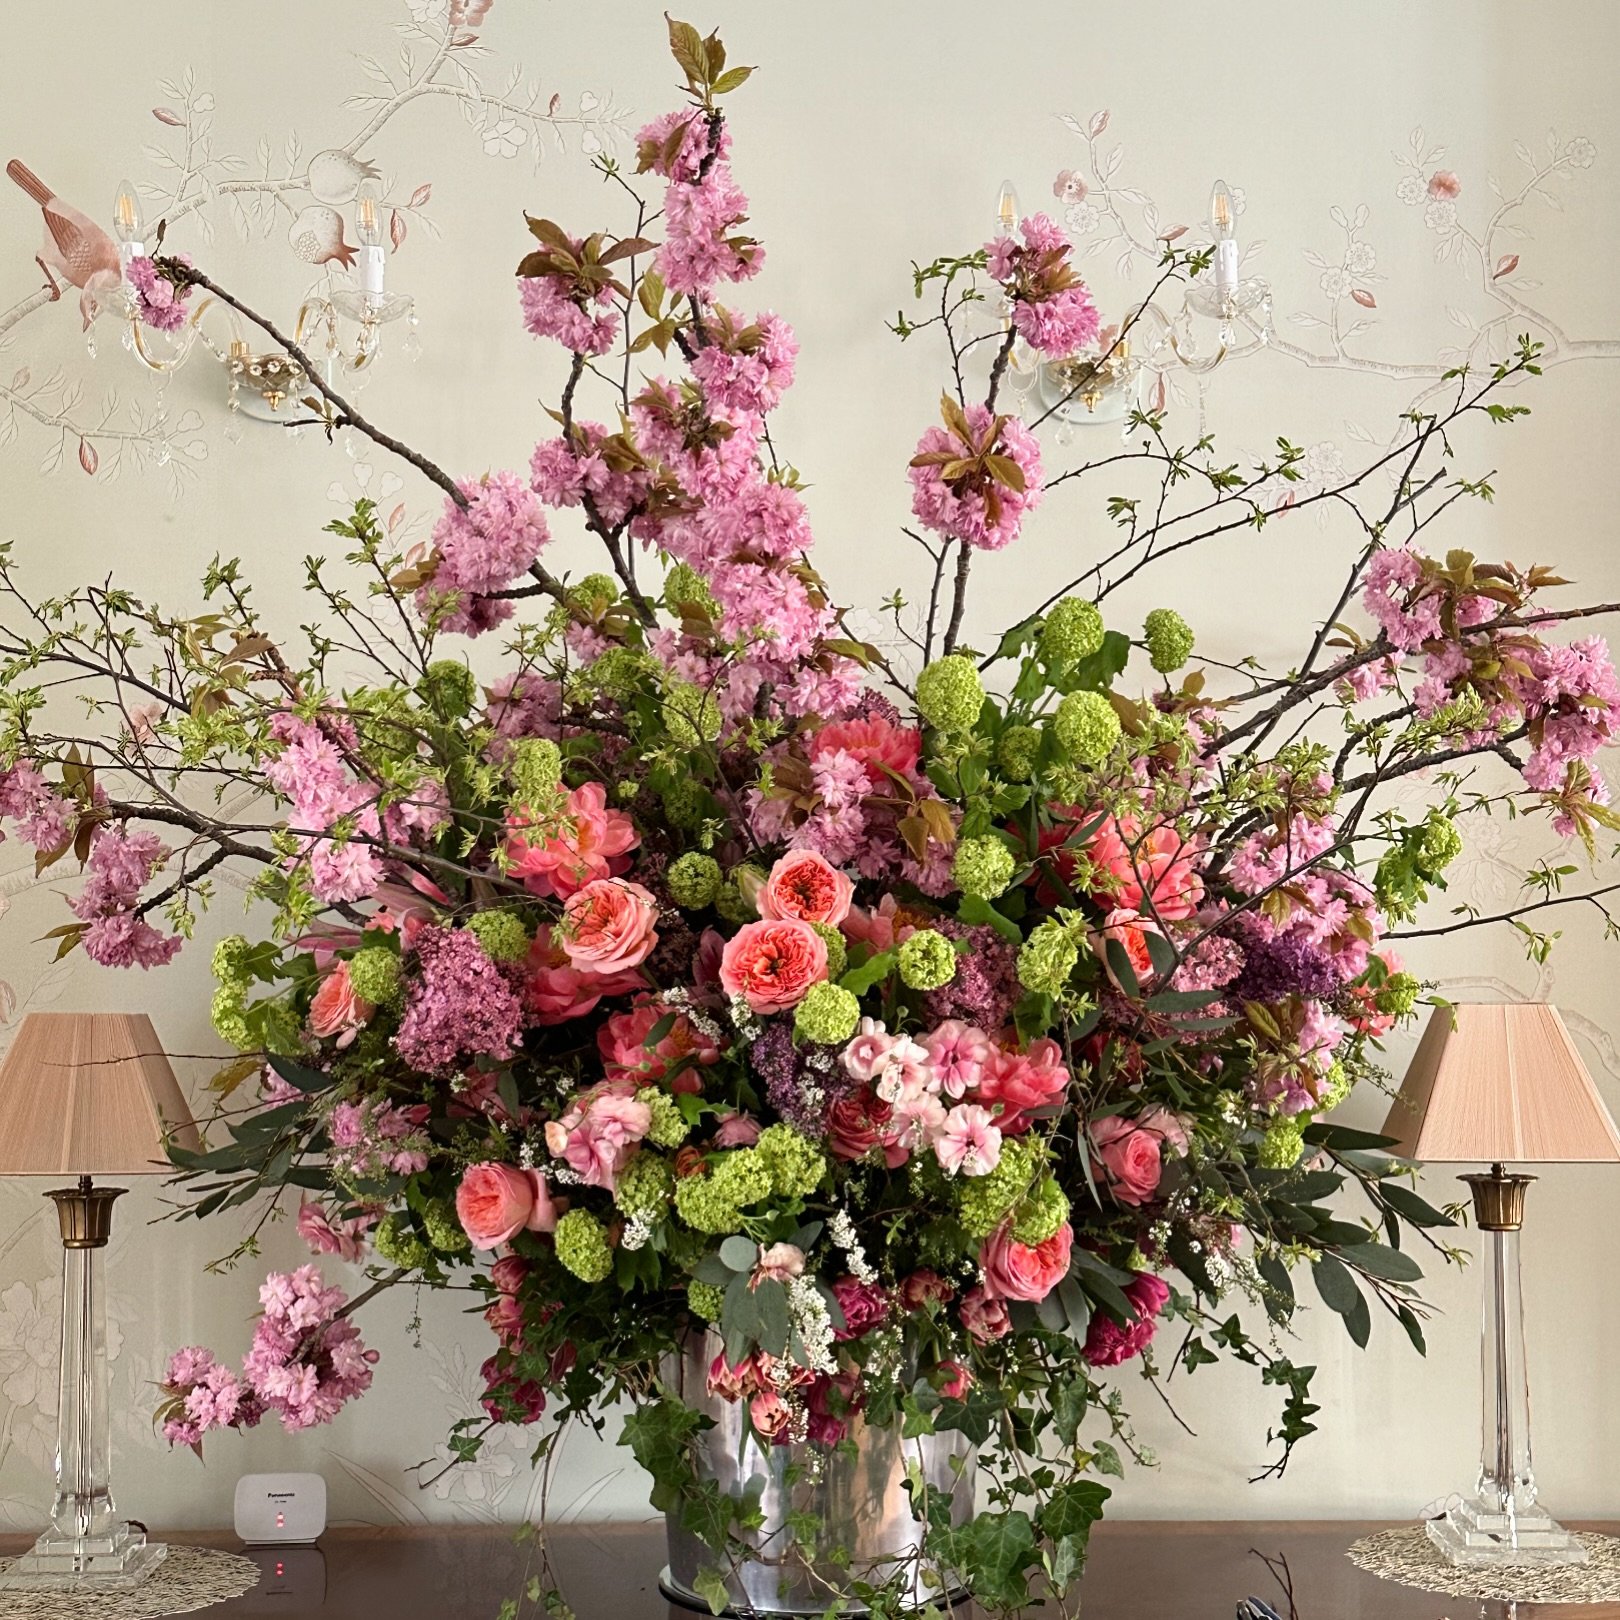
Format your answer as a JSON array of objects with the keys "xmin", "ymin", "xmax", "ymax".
[
  {"xmin": 979, "ymin": 1219, "xmax": 1074, "ymax": 1303},
  {"xmin": 1082, "ymin": 1272, "xmax": 1171, "ymax": 1368},
  {"xmin": 1090, "ymin": 908, "xmax": 1162, "ymax": 991},
  {"xmin": 307, "ymin": 961, "xmax": 373, "ymax": 1047},
  {"xmin": 1083, "ymin": 814, "xmax": 1205, "ymax": 921},
  {"xmin": 507, "ymin": 780, "xmax": 638, "ymax": 899},
  {"xmin": 1091, "ymin": 1109, "xmax": 1188, "ymax": 1206},
  {"xmin": 560, "ymin": 878, "xmax": 660, "ymax": 976},
  {"xmin": 524, "ymin": 926, "xmax": 644, "ymax": 1025},
  {"xmin": 719, "ymin": 917, "xmax": 828, "ymax": 1012},
  {"xmin": 456, "ymin": 1163, "xmax": 563, "ymax": 1249},
  {"xmin": 756, "ymin": 849, "xmax": 855, "ymax": 926}
]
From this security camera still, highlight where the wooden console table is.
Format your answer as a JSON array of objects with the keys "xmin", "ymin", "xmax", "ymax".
[{"xmin": 5, "ymin": 1519, "xmax": 1618, "ymax": 1617}]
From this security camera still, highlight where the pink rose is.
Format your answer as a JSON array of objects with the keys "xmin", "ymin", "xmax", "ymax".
[
  {"xmin": 719, "ymin": 918, "xmax": 828, "ymax": 1013},
  {"xmin": 805, "ymin": 1368, "xmax": 864, "ymax": 1446},
  {"xmin": 1089, "ymin": 908, "xmax": 1162, "ymax": 992},
  {"xmin": 307, "ymin": 961, "xmax": 373, "ymax": 1048},
  {"xmin": 831, "ymin": 1276, "xmax": 890, "ymax": 1341},
  {"xmin": 524, "ymin": 926, "xmax": 643, "ymax": 1025},
  {"xmin": 543, "ymin": 1084, "xmax": 652, "ymax": 1191},
  {"xmin": 1082, "ymin": 1272, "xmax": 1170, "ymax": 1368},
  {"xmin": 938, "ymin": 1360, "xmax": 973, "ymax": 1400},
  {"xmin": 456, "ymin": 1163, "xmax": 562, "ymax": 1249},
  {"xmin": 560, "ymin": 879, "xmax": 659, "ymax": 976},
  {"xmin": 713, "ymin": 1111, "xmax": 762, "ymax": 1148},
  {"xmin": 977, "ymin": 1039, "xmax": 1070, "ymax": 1134},
  {"xmin": 826, "ymin": 1087, "xmax": 893, "ymax": 1162},
  {"xmin": 979, "ymin": 1220, "xmax": 1074, "ymax": 1303},
  {"xmin": 1090, "ymin": 1115, "xmax": 1166, "ymax": 1206},
  {"xmin": 757, "ymin": 850, "xmax": 855, "ymax": 926},
  {"xmin": 597, "ymin": 996, "xmax": 718, "ymax": 1092},
  {"xmin": 959, "ymin": 1284, "xmax": 1011, "ymax": 1343},
  {"xmin": 507, "ymin": 780, "xmax": 639, "ymax": 899}
]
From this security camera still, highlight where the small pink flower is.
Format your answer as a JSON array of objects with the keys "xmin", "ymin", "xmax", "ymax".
[
  {"xmin": 543, "ymin": 1084, "xmax": 652, "ymax": 1191},
  {"xmin": 719, "ymin": 918, "xmax": 828, "ymax": 1012},
  {"xmin": 295, "ymin": 1200, "xmax": 375, "ymax": 1263},
  {"xmin": 752, "ymin": 1242, "xmax": 806, "ymax": 1288},
  {"xmin": 919, "ymin": 1020, "xmax": 992, "ymax": 1097},
  {"xmin": 938, "ymin": 1360, "xmax": 973, "ymax": 1400},
  {"xmin": 560, "ymin": 878, "xmax": 660, "ymax": 976},
  {"xmin": 842, "ymin": 1018, "xmax": 896, "ymax": 1082},
  {"xmin": 934, "ymin": 1103, "xmax": 1003, "ymax": 1177},
  {"xmin": 1427, "ymin": 170, "xmax": 1461, "ymax": 200},
  {"xmin": 757, "ymin": 849, "xmax": 854, "ymax": 926},
  {"xmin": 306, "ymin": 961, "xmax": 373, "ymax": 1048}
]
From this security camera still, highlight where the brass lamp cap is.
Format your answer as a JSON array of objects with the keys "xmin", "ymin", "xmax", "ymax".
[
  {"xmin": 1460, "ymin": 1164, "xmax": 1535, "ymax": 1231},
  {"xmin": 46, "ymin": 1181, "xmax": 127, "ymax": 1248}
]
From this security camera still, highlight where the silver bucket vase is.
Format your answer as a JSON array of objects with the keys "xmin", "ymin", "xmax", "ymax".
[{"xmin": 659, "ymin": 1334, "xmax": 976, "ymax": 1616}]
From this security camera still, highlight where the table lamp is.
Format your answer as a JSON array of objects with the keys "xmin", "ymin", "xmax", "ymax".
[
  {"xmin": 1381, "ymin": 1001, "xmax": 1620, "ymax": 1568},
  {"xmin": 0, "ymin": 1011, "xmax": 200, "ymax": 1588}
]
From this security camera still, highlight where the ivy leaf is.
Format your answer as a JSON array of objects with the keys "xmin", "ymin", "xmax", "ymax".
[{"xmin": 691, "ymin": 1567, "xmax": 731, "ymax": 1617}]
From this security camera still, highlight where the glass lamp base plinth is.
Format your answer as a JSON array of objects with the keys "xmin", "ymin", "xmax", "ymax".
[
  {"xmin": 1427, "ymin": 1499, "xmax": 1589, "ymax": 1568},
  {"xmin": 0, "ymin": 1523, "xmax": 167, "ymax": 1588}
]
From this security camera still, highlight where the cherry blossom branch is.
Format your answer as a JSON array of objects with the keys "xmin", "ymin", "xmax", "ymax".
[{"xmin": 1389, "ymin": 883, "xmax": 1620, "ymax": 941}]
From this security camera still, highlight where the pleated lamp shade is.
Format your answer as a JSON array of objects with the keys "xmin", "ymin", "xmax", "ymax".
[
  {"xmin": 0, "ymin": 1012, "xmax": 200, "ymax": 1175},
  {"xmin": 1381, "ymin": 1002, "xmax": 1620, "ymax": 1165}
]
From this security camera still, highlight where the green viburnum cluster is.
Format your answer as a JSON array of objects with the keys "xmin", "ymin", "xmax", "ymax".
[
  {"xmin": 643, "ymin": 1090, "xmax": 692, "ymax": 1149},
  {"xmin": 898, "ymin": 928, "xmax": 956, "ymax": 991},
  {"xmin": 755, "ymin": 1124, "xmax": 827, "ymax": 1198},
  {"xmin": 1039, "ymin": 597, "xmax": 1106, "ymax": 668},
  {"xmin": 1017, "ymin": 918, "xmax": 1082, "ymax": 997},
  {"xmin": 953, "ymin": 835, "xmax": 1016, "ymax": 899},
  {"xmin": 554, "ymin": 1210, "xmax": 614, "ymax": 1282},
  {"xmin": 663, "ymin": 561, "xmax": 717, "ymax": 617},
  {"xmin": 915, "ymin": 656, "xmax": 985, "ymax": 733},
  {"xmin": 347, "ymin": 946, "xmax": 402, "ymax": 1006},
  {"xmin": 1375, "ymin": 808, "xmax": 1464, "ymax": 922},
  {"xmin": 1143, "ymin": 607, "xmax": 1195, "ymax": 673},
  {"xmin": 1010, "ymin": 1173, "xmax": 1071, "ymax": 1245},
  {"xmin": 673, "ymin": 1148, "xmax": 774, "ymax": 1234},
  {"xmin": 1053, "ymin": 690, "xmax": 1121, "ymax": 766},
  {"xmin": 509, "ymin": 737, "xmax": 564, "ymax": 802},
  {"xmin": 809, "ymin": 922, "xmax": 847, "ymax": 978},
  {"xmin": 687, "ymin": 1279, "xmax": 726, "ymax": 1321},
  {"xmin": 666, "ymin": 851, "xmax": 723, "ymax": 908},
  {"xmin": 793, "ymin": 981, "xmax": 861, "ymax": 1044},
  {"xmin": 664, "ymin": 681, "xmax": 722, "ymax": 746},
  {"xmin": 374, "ymin": 1212, "xmax": 432, "ymax": 1270},
  {"xmin": 614, "ymin": 1154, "xmax": 675, "ymax": 1219},
  {"xmin": 956, "ymin": 1137, "xmax": 1042, "ymax": 1237},
  {"xmin": 422, "ymin": 1200, "xmax": 470, "ymax": 1255},
  {"xmin": 465, "ymin": 911, "xmax": 530, "ymax": 963},
  {"xmin": 997, "ymin": 723, "xmax": 1042, "ymax": 782},
  {"xmin": 1257, "ymin": 1118, "xmax": 1306, "ymax": 1170}
]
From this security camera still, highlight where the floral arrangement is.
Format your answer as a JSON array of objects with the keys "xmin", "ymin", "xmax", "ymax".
[{"xmin": 3, "ymin": 19, "xmax": 1618, "ymax": 1615}]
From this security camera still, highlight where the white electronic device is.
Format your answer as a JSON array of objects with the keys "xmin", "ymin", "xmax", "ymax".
[{"xmin": 234, "ymin": 1473, "xmax": 327, "ymax": 1545}]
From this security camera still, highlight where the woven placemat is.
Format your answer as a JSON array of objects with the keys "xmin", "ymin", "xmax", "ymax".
[
  {"xmin": 0, "ymin": 1544, "xmax": 259, "ymax": 1618},
  {"xmin": 1348, "ymin": 1526, "xmax": 1620, "ymax": 1603}
]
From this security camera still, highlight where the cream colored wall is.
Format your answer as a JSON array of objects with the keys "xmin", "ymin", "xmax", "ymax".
[{"xmin": 0, "ymin": 0, "xmax": 1618, "ymax": 1533}]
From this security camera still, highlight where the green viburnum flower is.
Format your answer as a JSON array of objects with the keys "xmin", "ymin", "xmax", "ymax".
[
  {"xmin": 915, "ymin": 656, "xmax": 985, "ymax": 734},
  {"xmin": 1377, "ymin": 970, "xmax": 1421, "ymax": 1018},
  {"xmin": 422, "ymin": 1200, "xmax": 470, "ymax": 1255},
  {"xmin": 674, "ymin": 1173, "xmax": 744, "ymax": 1235},
  {"xmin": 665, "ymin": 682, "xmax": 722, "ymax": 745},
  {"xmin": 586, "ymin": 647, "xmax": 656, "ymax": 700},
  {"xmin": 554, "ymin": 1210, "xmax": 614, "ymax": 1283},
  {"xmin": 210, "ymin": 985, "xmax": 252, "ymax": 1052},
  {"xmin": 1039, "ymin": 597, "xmax": 1106, "ymax": 669},
  {"xmin": 643, "ymin": 1090, "xmax": 691, "ymax": 1149},
  {"xmin": 509, "ymin": 737, "xmax": 564, "ymax": 802},
  {"xmin": 1052, "ymin": 690, "xmax": 1121, "ymax": 766},
  {"xmin": 1317, "ymin": 1062, "xmax": 1353, "ymax": 1112},
  {"xmin": 465, "ymin": 911, "xmax": 531, "ymax": 964},
  {"xmin": 661, "ymin": 779, "xmax": 708, "ymax": 830},
  {"xmin": 956, "ymin": 1137, "xmax": 1041, "ymax": 1238},
  {"xmin": 953, "ymin": 835, "xmax": 1016, "ymax": 899},
  {"xmin": 569, "ymin": 573, "xmax": 619, "ymax": 611},
  {"xmin": 898, "ymin": 928, "xmax": 957, "ymax": 991},
  {"xmin": 211, "ymin": 934, "xmax": 253, "ymax": 993},
  {"xmin": 1257, "ymin": 1118, "xmax": 1306, "ymax": 1171},
  {"xmin": 614, "ymin": 1153, "xmax": 674, "ymax": 1220},
  {"xmin": 809, "ymin": 922, "xmax": 847, "ymax": 979},
  {"xmin": 1010, "ymin": 1174, "xmax": 1071, "ymax": 1246},
  {"xmin": 664, "ymin": 562, "xmax": 718, "ymax": 617},
  {"xmin": 711, "ymin": 1148, "xmax": 773, "ymax": 1208},
  {"xmin": 374, "ymin": 1212, "xmax": 431, "ymax": 1270},
  {"xmin": 417, "ymin": 659, "xmax": 478, "ymax": 719},
  {"xmin": 1417, "ymin": 812, "xmax": 1463, "ymax": 870},
  {"xmin": 1375, "ymin": 809, "xmax": 1463, "ymax": 922},
  {"xmin": 667, "ymin": 852, "xmax": 723, "ymax": 909},
  {"xmin": 1143, "ymin": 608, "xmax": 1195, "ymax": 674},
  {"xmin": 793, "ymin": 981, "xmax": 861, "ymax": 1045},
  {"xmin": 687, "ymin": 1279, "xmax": 726, "ymax": 1321},
  {"xmin": 346, "ymin": 946, "xmax": 403, "ymax": 1006},
  {"xmin": 1017, "ymin": 919, "xmax": 1080, "ymax": 996},
  {"xmin": 713, "ymin": 878, "xmax": 755, "ymax": 926},
  {"xmin": 756, "ymin": 1123, "xmax": 828, "ymax": 1199},
  {"xmin": 997, "ymin": 724, "xmax": 1042, "ymax": 782}
]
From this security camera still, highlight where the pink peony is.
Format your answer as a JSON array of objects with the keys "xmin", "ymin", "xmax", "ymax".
[
  {"xmin": 980, "ymin": 1220, "xmax": 1074, "ymax": 1303},
  {"xmin": 307, "ymin": 962, "xmax": 374, "ymax": 1048},
  {"xmin": 560, "ymin": 879, "xmax": 660, "ymax": 976},
  {"xmin": 543, "ymin": 1084, "xmax": 652, "ymax": 1191},
  {"xmin": 508, "ymin": 781, "xmax": 639, "ymax": 899},
  {"xmin": 757, "ymin": 850, "xmax": 855, "ymax": 926},
  {"xmin": 1084, "ymin": 815, "xmax": 1205, "ymax": 921},
  {"xmin": 977, "ymin": 1039, "xmax": 1070, "ymax": 1134},
  {"xmin": 524, "ymin": 926, "xmax": 644, "ymax": 1024},
  {"xmin": 597, "ymin": 997, "xmax": 718, "ymax": 1092},
  {"xmin": 719, "ymin": 917, "xmax": 828, "ymax": 1012},
  {"xmin": 1082, "ymin": 1272, "xmax": 1171, "ymax": 1368},
  {"xmin": 808, "ymin": 715, "xmax": 922, "ymax": 785},
  {"xmin": 959, "ymin": 1284, "xmax": 1012, "ymax": 1343},
  {"xmin": 1090, "ymin": 1114, "xmax": 1165, "ymax": 1206},
  {"xmin": 456, "ymin": 1163, "xmax": 562, "ymax": 1249}
]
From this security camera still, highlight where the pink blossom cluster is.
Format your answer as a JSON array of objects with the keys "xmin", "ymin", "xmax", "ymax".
[
  {"xmin": 657, "ymin": 154, "xmax": 763, "ymax": 298},
  {"xmin": 263, "ymin": 713, "xmax": 385, "ymax": 904},
  {"xmin": 0, "ymin": 761, "xmax": 73, "ymax": 850},
  {"xmin": 519, "ymin": 272, "xmax": 620, "ymax": 357},
  {"xmin": 296, "ymin": 1198, "xmax": 380, "ymax": 1263},
  {"xmin": 985, "ymin": 214, "xmax": 1101, "ymax": 357},
  {"xmin": 160, "ymin": 1346, "xmax": 260, "ymax": 1449},
  {"xmin": 327, "ymin": 1097, "xmax": 432, "ymax": 1180},
  {"xmin": 394, "ymin": 924, "xmax": 527, "ymax": 1073},
  {"xmin": 544, "ymin": 1080, "xmax": 653, "ymax": 1190},
  {"xmin": 689, "ymin": 310, "xmax": 798, "ymax": 414},
  {"xmin": 909, "ymin": 405, "xmax": 1044, "ymax": 552},
  {"xmin": 69, "ymin": 825, "xmax": 181, "ymax": 969},
  {"xmin": 416, "ymin": 471, "xmax": 551, "ymax": 638},
  {"xmin": 126, "ymin": 254, "xmax": 193, "ymax": 332},
  {"xmin": 529, "ymin": 421, "xmax": 652, "ymax": 528}
]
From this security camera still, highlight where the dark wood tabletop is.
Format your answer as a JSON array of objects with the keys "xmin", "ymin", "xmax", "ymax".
[{"xmin": 6, "ymin": 1519, "xmax": 1618, "ymax": 1618}]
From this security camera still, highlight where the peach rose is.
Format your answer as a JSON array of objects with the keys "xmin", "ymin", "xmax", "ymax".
[
  {"xmin": 1090, "ymin": 1114, "xmax": 1164, "ymax": 1206},
  {"xmin": 979, "ymin": 1220, "xmax": 1074, "ymax": 1303},
  {"xmin": 307, "ymin": 961, "xmax": 374, "ymax": 1048},
  {"xmin": 560, "ymin": 878, "xmax": 659, "ymax": 976},
  {"xmin": 456, "ymin": 1162, "xmax": 562, "ymax": 1250},
  {"xmin": 719, "ymin": 918, "xmax": 828, "ymax": 1012},
  {"xmin": 1089, "ymin": 907, "xmax": 1162, "ymax": 992},
  {"xmin": 757, "ymin": 850, "xmax": 855, "ymax": 926}
]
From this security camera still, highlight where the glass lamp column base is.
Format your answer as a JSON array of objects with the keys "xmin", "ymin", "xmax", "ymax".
[
  {"xmin": 0, "ymin": 1523, "xmax": 167, "ymax": 1589},
  {"xmin": 1427, "ymin": 1499, "xmax": 1589, "ymax": 1568}
]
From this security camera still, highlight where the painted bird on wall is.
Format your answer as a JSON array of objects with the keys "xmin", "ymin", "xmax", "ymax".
[
  {"xmin": 6, "ymin": 159, "xmax": 121, "ymax": 328},
  {"xmin": 287, "ymin": 203, "xmax": 357, "ymax": 268}
]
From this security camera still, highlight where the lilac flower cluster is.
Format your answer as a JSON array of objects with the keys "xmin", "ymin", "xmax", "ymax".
[
  {"xmin": 393, "ymin": 924, "xmax": 526, "ymax": 1073},
  {"xmin": 327, "ymin": 1098, "xmax": 431, "ymax": 1181}
]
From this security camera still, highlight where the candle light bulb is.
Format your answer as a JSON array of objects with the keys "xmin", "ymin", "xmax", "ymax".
[
  {"xmin": 355, "ymin": 179, "xmax": 383, "ymax": 249},
  {"xmin": 1208, "ymin": 179, "xmax": 1239, "ymax": 299},
  {"xmin": 112, "ymin": 179, "xmax": 144, "ymax": 245},
  {"xmin": 995, "ymin": 179, "xmax": 1021, "ymax": 238}
]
